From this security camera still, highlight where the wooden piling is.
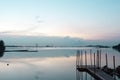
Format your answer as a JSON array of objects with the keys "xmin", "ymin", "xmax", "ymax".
[
  {"xmin": 96, "ymin": 50, "xmax": 99, "ymax": 68},
  {"xmin": 105, "ymin": 54, "xmax": 108, "ymax": 67},
  {"xmin": 99, "ymin": 50, "xmax": 101, "ymax": 68},
  {"xmin": 78, "ymin": 50, "xmax": 80, "ymax": 66},
  {"xmin": 94, "ymin": 53, "xmax": 96, "ymax": 72},
  {"xmin": 76, "ymin": 50, "xmax": 79, "ymax": 66},
  {"xmin": 90, "ymin": 49, "xmax": 92, "ymax": 67},
  {"xmin": 85, "ymin": 51, "xmax": 87, "ymax": 68},
  {"xmin": 76, "ymin": 51, "xmax": 78, "ymax": 66},
  {"xmin": 113, "ymin": 56, "xmax": 116, "ymax": 80},
  {"xmin": 81, "ymin": 51, "xmax": 83, "ymax": 68}
]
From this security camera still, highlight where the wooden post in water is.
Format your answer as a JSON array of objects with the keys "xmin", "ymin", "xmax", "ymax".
[
  {"xmin": 76, "ymin": 50, "xmax": 78, "ymax": 66},
  {"xmin": 97, "ymin": 50, "xmax": 99, "ymax": 68},
  {"xmin": 76, "ymin": 51, "xmax": 77, "ymax": 67},
  {"xmin": 90, "ymin": 49, "xmax": 92, "ymax": 67},
  {"xmin": 85, "ymin": 51, "xmax": 87, "ymax": 68},
  {"xmin": 99, "ymin": 50, "xmax": 101, "ymax": 69},
  {"xmin": 94, "ymin": 53, "xmax": 96, "ymax": 72},
  {"xmin": 81, "ymin": 51, "xmax": 83, "ymax": 68},
  {"xmin": 77, "ymin": 50, "xmax": 80, "ymax": 66},
  {"xmin": 78, "ymin": 50, "xmax": 80, "ymax": 67},
  {"xmin": 113, "ymin": 56, "xmax": 116, "ymax": 80},
  {"xmin": 105, "ymin": 54, "xmax": 108, "ymax": 67}
]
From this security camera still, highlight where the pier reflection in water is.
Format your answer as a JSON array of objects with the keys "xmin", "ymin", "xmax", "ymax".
[{"xmin": 76, "ymin": 69, "xmax": 96, "ymax": 80}]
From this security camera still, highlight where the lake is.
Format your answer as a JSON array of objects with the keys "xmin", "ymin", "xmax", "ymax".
[{"xmin": 0, "ymin": 47, "xmax": 120, "ymax": 80}]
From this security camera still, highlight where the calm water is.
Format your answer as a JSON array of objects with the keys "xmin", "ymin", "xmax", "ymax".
[{"xmin": 0, "ymin": 47, "xmax": 120, "ymax": 80}]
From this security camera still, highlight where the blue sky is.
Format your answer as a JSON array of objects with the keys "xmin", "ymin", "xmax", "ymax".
[{"xmin": 0, "ymin": 0, "xmax": 120, "ymax": 40}]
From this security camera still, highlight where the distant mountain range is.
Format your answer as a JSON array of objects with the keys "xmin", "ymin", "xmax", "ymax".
[{"xmin": 0, "ymin": 35, "xmax": 119, "ymax": 47}]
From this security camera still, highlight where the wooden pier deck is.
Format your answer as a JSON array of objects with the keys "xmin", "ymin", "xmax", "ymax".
[
  {"xmin": 77, "ymin": 65, "xmax": 115, "ymax": 80},
  {"xmin": 76, "ymin": 50, "xmax": 116, "ymax": 80}
]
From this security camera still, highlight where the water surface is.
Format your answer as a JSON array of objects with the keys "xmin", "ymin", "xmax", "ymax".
[{"xmin": 0, "ymin": 47, "xmax": 120, "ymax": 80}]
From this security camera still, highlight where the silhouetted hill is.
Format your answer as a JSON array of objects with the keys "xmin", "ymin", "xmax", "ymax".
[
  {"xmin": 86, "ymin": 45, "xmax": 110, "ymax": 48},
  {"xmin": 113, "ymin": 43, "xmax": 120, "ymax": 52},
  {"xmin": 0, "ymin": 40, "xmax": 5, "ymax": 57}
]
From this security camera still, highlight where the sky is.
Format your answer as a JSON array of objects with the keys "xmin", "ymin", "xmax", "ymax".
[{"xmin": 0, "ymin": 0, "xmax": 120, "ymax": 41}]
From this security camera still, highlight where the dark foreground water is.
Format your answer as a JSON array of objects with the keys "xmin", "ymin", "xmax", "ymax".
[{"xmin": 0, "ymin": 47, "xmax": 120, "ymax": 80}]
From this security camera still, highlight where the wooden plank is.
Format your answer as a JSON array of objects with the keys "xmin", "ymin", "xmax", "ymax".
[
  {"xmin": 88, "ymin": 68, "xmax": 114, "ymax": 80},
  {"xmin": 77, "ymin": 65, "xmax": 114, "ymax": 80}
]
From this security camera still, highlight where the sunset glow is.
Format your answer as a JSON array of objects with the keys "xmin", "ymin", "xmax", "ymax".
[{"xmin": 0, "ymin": 0, "xmax": 120, "ymax": 40}]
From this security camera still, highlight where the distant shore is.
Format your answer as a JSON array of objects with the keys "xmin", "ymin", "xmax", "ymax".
[
  {"xmin": 5, "ymin": 45, "xmax": 111, "ymax": 48},
  {"xmin": 5, "ymin": 50, "xmax": 38, "ymax": 52}
]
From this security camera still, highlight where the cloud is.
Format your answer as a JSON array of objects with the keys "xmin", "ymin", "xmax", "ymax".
[
  {"xmin": 0, "ymin": 30, "xmax": 47, "ymax": 36},
  {"xmin": 0, "ymin": 25, "xmax": 47, "ymax": 36}
]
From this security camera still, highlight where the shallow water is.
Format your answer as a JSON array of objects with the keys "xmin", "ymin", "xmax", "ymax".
[{"xmin": 0, "ymin": 47, "xmax": 120, "ymax": 80}]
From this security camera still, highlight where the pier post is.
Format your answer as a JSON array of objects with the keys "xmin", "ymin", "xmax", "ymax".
[
  {"xmin": 85, "ymin": 51, "xmax": 87, "ymax": 68},
  {"xmin": 94, "ymin": 53, "xmax": 96, "ymax": 72},
  {"xmin": 81, "ymin": 51, "xmax": 83, "ymax": 68},
  {"xmin": 76, "ymin": 51, "xmax": 78, "ymax": 67},
  {"xmin": 99, "ymin": 50, "xmax": 101, "ymax": 69},
  {"xmin": 97, "ymin": 50, "xmax": 99, "ymax": 68},
  {"xmin": 78, "ymin": 50, "xmax": 80, "ymax": 66},
  {"xmin": 76, "ymin": 51, "xmax": 78, "ymax": 66},
  {"xmin": 105, "ymin": 54, "xmax": 108, "ymax": 67},
  {"xmin": 113, "ymin": 56, "xmax": 116, "ymax": 80},
  {"xmin": 90, "ymin": 49, "xmax": 92, "ymax": 67}
]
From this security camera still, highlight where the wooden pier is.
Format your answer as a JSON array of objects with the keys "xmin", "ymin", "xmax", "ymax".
[
  {"xmin": 77, "ymin": 65, "xmax": 114, "ymax": 80},
  {"xmin": 76, "ymin": 50, "xmax": 116, "ymax": 80}
]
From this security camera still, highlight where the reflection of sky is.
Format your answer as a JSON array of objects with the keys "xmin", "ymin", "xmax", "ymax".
[
  {"xmin": 4, "ymin": 47, "xmax": 93, "ymax": 58},
  {"xmin": 0, "ymin": 47, "xmax": 120, "ymax": 80},
  {"xmin": 0, "ymin": 56, "xmax": 76, "ymax": 80}
]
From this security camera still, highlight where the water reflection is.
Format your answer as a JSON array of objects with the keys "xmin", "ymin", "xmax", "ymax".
[
  {"xmin": 0, "ymin": 56, "xmax": 76, "ymax": 80},
  {"xmin": 0, "ymin": 47, "xmax": 120, "ymax": 80},
  {"xmin": 113, "ymin": 48, "xmax": 120, "ymax": 53},
  {"xmin": 76, "ymin": 69, "xmax": 96, "ymax": 80},
  {"xmin": 0, "ymin": 51, "xmax": 4, "ymax": 57}
]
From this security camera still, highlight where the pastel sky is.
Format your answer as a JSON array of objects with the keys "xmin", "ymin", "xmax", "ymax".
[{"xmin": 0, "ymin": 0, "xmax": 120, "ymax": 40}]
